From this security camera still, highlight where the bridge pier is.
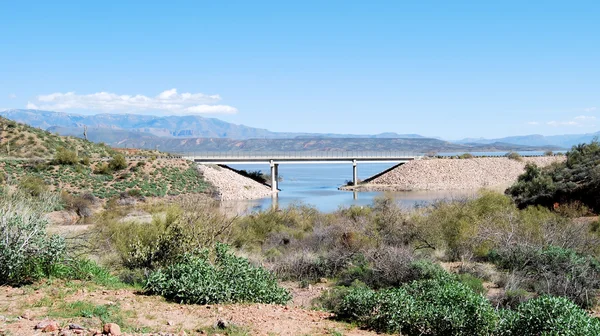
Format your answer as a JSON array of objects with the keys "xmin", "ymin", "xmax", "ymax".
[
  {"xmin": 270, "ymin": 161, "xmax": 279, "ymax": 192},
  {"xmin": 353, "ymin": 160, "xmax": 358, "ymax": 186}
]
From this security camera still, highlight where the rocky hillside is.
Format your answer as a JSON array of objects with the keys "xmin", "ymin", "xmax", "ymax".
[
  {"xmin": 0, "ymin": 116, "xmax": 118, "ymax": 159},
  {"xmin": 0, "ymin": 116, "xmax": 210, "ymax": 199}
]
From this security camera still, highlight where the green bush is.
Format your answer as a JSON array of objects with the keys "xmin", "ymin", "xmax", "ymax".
[
  {"xmin": 19, "ymin": 175, "xmax": 48, "ymax": 197},
  {"xmin": 53, "ymin": 147, "xmax": 78, "ymax": 165},
  {"xmin": 0, "ymin": 189, "xmax": 65, "ymax": 285},
  {"xmin": 497, "ymin": 296, "xmax": 600, "ymax": 335},
  {"xmin": 93, "ymin": 162, "xmax": 112, "ymax": 175},
  {"xmin": 108, "ymin": 154, "xmax": 127, "ymax": 171},
  {"xmin": 507, "ymin": 140, "xmax": 600, "ymax": 211},
  {"xmin": 458, "ymin": 153, "xmax": 474, "ymax": 159},
  {"xmin": 335, "ymin": 278, "xmax": 498, "ymax": 335},
  {"xmin": 145, "ymin": 243, "xmax": 291, "ymax": 305}
]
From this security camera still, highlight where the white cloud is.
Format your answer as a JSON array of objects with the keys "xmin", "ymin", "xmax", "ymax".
[
  {"xmin": 527, "ymin": 121, "xmax": 540, "ymax": 125},
  {"xmin": 26, "ymin": 102, "xmax": 39, "ymax": 109},
  {"xmin": 547, "ymin": 120, "xmax": 578, "ymax": 126},
  {"xmin": 26, "ymin": 89, "xmax": 237, "ymax": 115},
  {"xmin": 185, "ymin": 105, "xmax": 238, "ymax": 114},
  {"xmin": 584, "ymin": 107, "xmax": 597, "ymax": 112},
  {"xmin": 8, "ymin": 93, "xmax": 16, "ymax": 99},
  {"xmin": 574, "ymin": 115, "xmax": 596, "ymax": 121}
]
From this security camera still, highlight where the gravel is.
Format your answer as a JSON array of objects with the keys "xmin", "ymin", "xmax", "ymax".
[
  {"xmin": 349, "ymin": 156, "xmax": 564, "ymax": 191},
  {"xmin": 197, "ymin": 164, "xmax": 275, "ymax": 200}
]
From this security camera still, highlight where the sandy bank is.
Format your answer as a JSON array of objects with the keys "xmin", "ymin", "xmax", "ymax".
[
  {"xmin": 196, "ymin": 164, "xmax": 275, "ymax": 201},
  {"xmin": 343, "ymin": 156, "xmax": 564, "ymax": 191}
]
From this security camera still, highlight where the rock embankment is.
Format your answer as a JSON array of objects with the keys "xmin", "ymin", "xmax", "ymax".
[
  {"xmin": 197, "ymin": 164, "xmax": 275, "ymax": 201},
  {"xmin": 346, "ymin": 156, "xmax": 564, "ymax": 191}
]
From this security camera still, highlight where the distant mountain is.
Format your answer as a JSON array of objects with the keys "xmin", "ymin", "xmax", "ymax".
[
  {"xmin": 456, "ymin": 133, "xmax": 600, "ymax": 149},
  {"xmin": 0, "ymin": 109, "xmax": 427, "ymax": 140},
  {"xmin": 45, "ymin": 126, "xmax": 559, "ymax": 153}
]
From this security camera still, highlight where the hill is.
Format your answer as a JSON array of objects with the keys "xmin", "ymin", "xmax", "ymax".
[
  {"xmin": 0, "ymin": 116, "xmax": 117, "ymax": 159},
  {"xmin": 0, "ymin": 116, "xmax": 210, "ymax": 199}
]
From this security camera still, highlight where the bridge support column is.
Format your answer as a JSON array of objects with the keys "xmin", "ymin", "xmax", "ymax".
[
  {"xmin": 274, "ymin": 164, "xmax": 279, "ymax": 190},
  {"xmin": 270, "ymin": 160, "xmax": 278, "ymax": 192},
  {"xmin": 353, "ymin": 160, "xmax": 358, "ymax": 186}
]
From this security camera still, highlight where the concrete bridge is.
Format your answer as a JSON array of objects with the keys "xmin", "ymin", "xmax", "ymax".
[{"xmin": 181, "ymin": 151, "xmax": 421, "ymax": 191}]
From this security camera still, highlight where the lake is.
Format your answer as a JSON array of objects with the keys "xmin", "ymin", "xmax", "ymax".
[
  {"xmin": 222, "ymin": 162, "xmax": 480, "ymax": 213},
  {"xmin": 222, "ymin": 151, "xmax": 560, "ymax": 213}
]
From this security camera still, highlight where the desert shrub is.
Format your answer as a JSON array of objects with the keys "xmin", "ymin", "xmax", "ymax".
[
  {"xmin": 544, "ymin": 150, "xmax": 554, "ymax": 156},
  {"xmin": 93, "ymin": 162, "xmax": 112, "ymax": 175},
  {"xmin": 126, "ymin": 188, "xmax": 142, "ymax": 197},
  {"xmin": 18, "ymin": 175, "xmax": 48, "ymax": 197},
  {"xmin": 98, "ymin": 198, "xmax": 235, "ymax": 270},
  {"xmin": 80, "ymin": 156, "xmax": 90, "ymax": 166},
  {"xmin": 53, "ymin": 147, "xmax": 78, "ymax": 165},
  {"xmin": 0, "ymin": 189, "xmax": 65, "ymax": 285},
  {"xmin": 273, "ymin": 251, "xmax": 340, "ymax": 281},
  {"xmin": 108, "ymin": 154, "xmax": 127, "ymax": 171},
  {"xmin": 338, "ymin": 254, "xmax": 450, "ymax": 289},
  {"xmin": 505, "ymin": 152, "xmax": 522, "ymax": 161},
  {"xmin": 145, "ymin": 243, "xmax": 290, "ymax": 305},
  {"xmin": 497, "ymin": 296, "xmax": 600, "ymax": 335},
  {"xmin": 489, "ymin": 245, "xmax": 600, "ymax": 308},
  {"xmin": 335, "ymin": 278, "xmax": 498, "ymax": 335},
  {"xmin": 338, "ymin": 246, "xmax": 415, "ymax": 288},
  {"xmin": 554, "ymin": 200, "xmax": 590, "ymax": 218},
  {"xmin": 61, "ymin": 192, "xmax": 94, "ymax": 217},
  {"xmin": 508, "ymin": 140, "xmax": 600, "ymax": 212},
  {"xmin": 412, "ymin": 191, "xmax": 599, "ymax": 261},
  {"xmin": 492, "ymin": 288, "xmax": 532, "ymax": 309},
  {"xmin": 233, "ymin": 204, "xmax": 319, "ymax": 249},
  {"xmin": 458, "ymin": 153, "xmax": 474, "ymax": 159}
]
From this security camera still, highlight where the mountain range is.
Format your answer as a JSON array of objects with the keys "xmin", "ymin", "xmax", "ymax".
[
  {"xmin": 456, "ymin": 133, "xmax": 600, "ymax": 149},
  {"xmin": 0, "ymin": 109, "xmax": 587, "ymax": 152},
  {"xmin": 0, "ymin": 109, "xmax": 425, "ymax": 140}
]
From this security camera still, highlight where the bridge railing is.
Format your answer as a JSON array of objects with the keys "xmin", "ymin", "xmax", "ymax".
[{"xmin": 175, "ymin": 151, "xmax": 421, "ymax": 158}]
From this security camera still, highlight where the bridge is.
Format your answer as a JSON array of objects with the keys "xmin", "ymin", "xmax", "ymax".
[{"xmin": 180, "ymin": 151, "xmax": 421, "ymax": 191}]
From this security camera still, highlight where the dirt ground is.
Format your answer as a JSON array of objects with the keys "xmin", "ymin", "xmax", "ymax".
[{"xmin": 0, "ymin": 281, "xmax": 376, "ymax": 336}]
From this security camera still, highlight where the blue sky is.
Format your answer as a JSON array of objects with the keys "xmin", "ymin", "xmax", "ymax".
[{"xmin": 1, "ymin": 1, "xmax": 599, "ymax": 139}]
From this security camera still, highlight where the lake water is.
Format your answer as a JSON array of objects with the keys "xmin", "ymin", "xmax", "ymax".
[
  {"xmin": 222, "ymin": 151, "xmax": 560, "ymax": 213},
  {"xmin": 223, "ymin": 162, "xmax": 480, "ymax": 213}
]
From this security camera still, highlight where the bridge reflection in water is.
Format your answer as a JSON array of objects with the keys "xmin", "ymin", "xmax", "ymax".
[{"xmin": 180, "ymin": 151, "xmax": 421, "ymax": 192}]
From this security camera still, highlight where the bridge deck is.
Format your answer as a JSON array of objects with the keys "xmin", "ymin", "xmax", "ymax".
[{"xmin": 181, "ymin": 151, "xmax": 420, "ymax": 164}]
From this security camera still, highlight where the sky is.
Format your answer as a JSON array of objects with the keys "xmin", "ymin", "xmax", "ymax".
[{"xmin": 1, "ymin": 1, "xmax": 599, "ymax": 139}]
